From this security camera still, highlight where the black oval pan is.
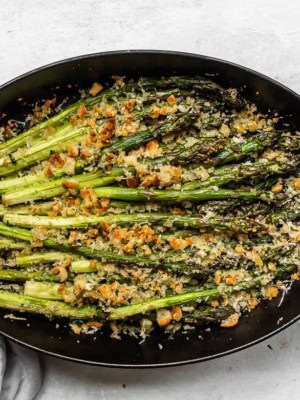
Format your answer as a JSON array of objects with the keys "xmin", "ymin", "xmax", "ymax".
[{"xmin": 0, "ymin": 50, "xmax": 299, "ymax": 367}]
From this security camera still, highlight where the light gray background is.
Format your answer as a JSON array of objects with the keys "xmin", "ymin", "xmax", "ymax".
[{"xmin": 0, "ymin": 1, "xmax": 299, "ymax": 399}]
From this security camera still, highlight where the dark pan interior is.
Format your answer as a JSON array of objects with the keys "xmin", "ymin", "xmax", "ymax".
[{"xmin": 0, "ymin": 51, "xmax": 299, "ymax": 367}]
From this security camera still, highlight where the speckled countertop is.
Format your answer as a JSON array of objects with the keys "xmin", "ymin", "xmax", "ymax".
[{"xmin": 0, "ymin": 1, "xmax": 299, "ymax": 399}]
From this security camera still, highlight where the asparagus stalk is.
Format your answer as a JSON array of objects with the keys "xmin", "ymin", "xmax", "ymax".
[
  {"xmin": 0, "ymin": 202, "xmax": 55, "ymax": 217},
  {"xmin": 0, "ymin": 87, "xmax": 112, "ymax": 157},
  {"xmin": 105, "ymin": 113, "xmax": 197, "ymax": 153},
  {"xmin": 70, "ymin": 260, "xmax": 97, "ymax": 273},
  {"xmin": 0, "ymin": 237, "xmax": 27, "ymax": 250},
  {"xmin": 213, "ymin": 130, "xmax": 281, "ymax": 166},
  {"xmin": 183, "ymin": 305, "xmax": 235, "ymax": 324},
  {"xmin": 0, "ymin": 78, "xmax": 165, "ymax": 158},
  {"xmin": 0, "ymin": 125, "xmax": 87, "ymax": 177},
  {"xmin": 23, "ymin": 280, "xmax": 235, "ymax": 325},
  {"xmin": 0, "ymin": 162, "xmax": 84, "ymax": 195},
  {"xmin": 153, "ymin": 137, "xmax": 226, "ymax": 165},
  {"xmin": 0, "ymin": 222, "xmax": 38, "ymax": 242},
  {"xmin": 277, "ymin": 133, "xmax": 300, "ymax": 152},
  {"xmin": 0, "ymin": 290, "xmax": 103, "ymax": 319},
  {"xmin": 109, "ymin": 264, "xmax": 295, "ymax": 320},
  {"xmin": 0, "ymin": 269, "xmax": 62, "ymax": 282},
  {"xmin": 93, "ymin": 187, "xmax": 272, "ymax": 204},
  {"xmin": 0, "ymin": 222, "xmax": 211, "ymax": 273},
  {"xmin": 3, "ymin": 212, "xmax": 266, "ymax": 233},
  {"xmin": 15, "ymin": 252, "xmax": 75, "ymax": 267},
  {"xmin": 0, "ymin": 283, "xmax": 23, "ymax": 293},
  {"xmin": 270, "ymin": 207, "xmax": 300, "ymax": 224},
  {"xmin": 137, "ymin": 76, "xmax": 244, "ymax": 108},
  {"xmin": 3, "ymin": 130, "xmax": 279, "ymax": 204},
  {"xmin": 0, "ymin": 170, "xmax": 62, "ymax": 195},
  {"xmin": 2, "ymin": 168, "xmax": 124, "ymax": 206},
  {"xmin": 182, "ymin": 159, "xmax": 298, "ymax": 190},
  {"xmin": 24, "ymin": 281, "xmax": 68, "ymax": 300}
]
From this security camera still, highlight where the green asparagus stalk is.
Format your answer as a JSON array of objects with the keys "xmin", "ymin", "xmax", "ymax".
[
  {"xmin": 24, "ymin": 281, "xmax": 68, "ymax": 300},
  {"xmin": 0, "ymin": 269, "xmax": 62, "ymax": 282},
  {"xmin": 0, "ymin": 202, "xmax": 55, "ymax": 217},
  {"xmin": 23, "ymin": 280, "xmax": 235, "ymax": 325},
  {"xmin": 0, "ymin": 237, "xmax": 27, "ymax": 250},
  {"xmin": 2, "ymin": 168, "xmax": 125, "ymax": 206},
  {"xmin": 93, "ymin": 187, "xmax": 273, "ymax": 204},
  {"xmin": 0, "ymin": 87, "xmax": 112, "ymax": 157},
  {"xmin": 277, "ymin": 133, "xmax": 300, "ymax": 152},
  {"xmin": 0, "ymin": 78, "xmax": 168, "ymax": 158},
  {"xmin": 105, "ymin": 113, "xmax": 197, "ymax": 153},
  {"xmin": 153, "ymin": 137, "xmax": 226, "ymax": 165},
  {"xmin": 0, "ymin": 222, "xmax": 211, "ymax": 273},
  {"xmin": 183, "ymin": 305, "xmax": 235, "ymax": 324},
  {"xmin": 0, "ymin": 283, "xmax": 23, "ymax": 293},
  {"xmin": 0, "ymin": 162, "xmax": 84, "ymax": 195},
  {"xmin": 0, "ymin": 125, "xmax": 87, "ymax": 177},
  {"xmin": 70, "ymin": 260, "xmax": 97, "ymax": 273},
  {"xmin": 0, "ymin": 222, "xmax": 38, "ymax": 242},
  {"xmin": 182, "ymin": 159, "xmax": 299, "ymax": 190},
  {"xmin": 0, "ymin": 290, "xmax": 103, "ymax": 319},
  {"xmin": 109, "ymin": 264, "xmax": 295, "ymax": 320},
  {"xmin": 270, "ymin": 207, "xmax": 300, "ymax": 224},
  {"xmin": 15, "ymin": 252, "xmax": 75, "ymax": 267},
  {"xmin": 137, "ymin": 76, "xmax": 244, "ymax": 108},
  {"xmin": 0, "ymin": 171, "xmax": 61, "ymax": 195},
  {"xmin": 0, "ymin": 153, "xmax": 85, "ymax": 195},
  {"xmin": 213, "ymin": 130, "xmax": 281, "ymax": 166},
  {"xmin": 2, "ymin": 130, "xmax": 279, "ymax": 204},
  {"xmin": 3, "ymin": 212, "xmax": 266, "ymax": 233}
]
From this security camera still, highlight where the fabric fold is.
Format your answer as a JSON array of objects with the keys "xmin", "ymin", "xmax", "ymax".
[{"xmin": 0, "ymin": 338, "xmax": 42, "ymax": 400}]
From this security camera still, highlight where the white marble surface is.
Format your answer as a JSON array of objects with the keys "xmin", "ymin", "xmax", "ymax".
[{"xmin": 0, "ymin": 0, "xmax": 299, "ymax": 399}]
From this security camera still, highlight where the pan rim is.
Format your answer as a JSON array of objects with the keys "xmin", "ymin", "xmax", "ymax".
[
  {"xmin": 0, "ymin": 49, "xmax": 299, "ymax": 98},
  {"xmin": 2, "ymin": 313, "xmax": 299, "ymax": 368}
]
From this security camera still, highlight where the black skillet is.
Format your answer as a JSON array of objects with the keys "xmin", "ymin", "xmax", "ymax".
[{"xmin": 0, "ymin": 51, "xmax": 299, "ymax": 367}]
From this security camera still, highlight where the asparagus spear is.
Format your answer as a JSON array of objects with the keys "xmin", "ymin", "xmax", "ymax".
[
  {"xmin": 0, "ymin": 160, "xmax": 85, "ymax": 195},
  {"xmin": 23, "ymin": 280, "xmax": 236, "ymax": 325},
  {"xmin": 0, "ymin": 125, "xmax": 88, "ymax": 177},
  {"xmin": 109, "ymin": 264, "xmax": 295, "ymax": 320},
  {"xmin": 153, "ymin": 137, "xmax": 226, "ymax": 165},
  {"xmin": 212, "ymin": 130, "xmax": 281, "ymax": 166},
  {"xmin": 0, "ymin": 290, "xmax": 103, "ymax": 319},
  {"xmin": 0, "ymin": 87, "xmax": 111, "ymax": 157},
  {"xmin": 270, "ymin": 207, "xmax": 300, "ymax": 224},
  {"xmin": 3, "ymin": 212, "xmax": 266, "ymax": 233},
  {"xmin": 0, "ymin": 222, "xmax": 38, "ymax": 242},
  {"xmin": 276, "ymin": 133, "xmax": 300, "ymax": 152},
  {"xmin": 24, "ymin": 281, "xmax": 69, "ymax": 300},
  {"xmin": 137, "ymin": 76, "xmax": 244, "ymax": 108},
  {"xmin": 0, "ymin": 78, "xmax": 166, "ymax": 157},
  {"xmin": 2, "ymin": 168, "xmax": 124, "ymax": 206},
  {"xmin": 93, "ymin": 187, "xmax": 273, "ymax": 203},
  {"xmin": 0, "ymin": 170, "xmax": 63, "ymax": 195},
  {"xmin": 109, "ymin": 199, "xmax": 240, "ymax": 215},
  {"xmin": 70, "ymin": 260, "xmax": 97, "ymax": 273},
  {"xmin": 0, "ymin": 269, "xmax": 62, "ymax": 282},
  {"xmin": 182, "ymin": 159, "xmax": 299, "ymax": 190},
  {"xmin": 15, "ymin": 252, "xmax": 75, "ymax": 267},
  {"xmin": 0, "ymin": 283, "xmax": 23, "ymax": 293},
  {"xmin": 0, "ymin": 237, "xmax": 27, "ymax": 250},
  {"xmin": 105, "ymin": 113, "xmax": 197, "ymax": 153},
  {"xmin": 183, "ymin": 305, "xmax": 235, "ymax": 324},
  {"xmin": 2, "ymin": 129, "xmax": 279, "ymax": 205},
  {"xmin": 0, "ymin": 202, "xmax": 55, "ymax": 217},
  {"xmin": 0, "ymin": 222, "xmax": 215, "ymax": 273}
]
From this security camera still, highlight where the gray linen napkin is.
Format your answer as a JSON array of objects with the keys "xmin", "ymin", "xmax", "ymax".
[{"xmin": 0, "ymin": 338, "xmax": 42, "ymax": 400}]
